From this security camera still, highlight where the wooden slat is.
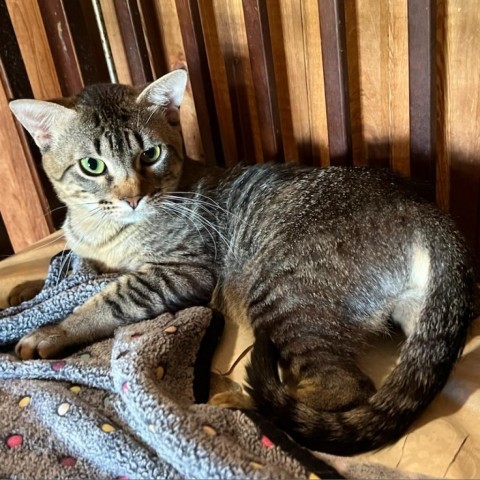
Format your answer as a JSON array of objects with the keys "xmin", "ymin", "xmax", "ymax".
[
  {"xmin": 0, "ymin": 72, "xmax": 53, "ymax": 251},
  {"xmin": 62, "ymin": 0, "xmax": 111, "ymax": 86},
  {"xmin": 435, "ymin": 0, "xmax": 448, "ymax": 212},
  {"xmin": 197, "ymin": 0, "xmax": 239, "ymax": 166},
  {"xmin": 318, "ymin": 0, "xmax": 352, "ymax": 166},
  {"xmin": 114, "ymin": 0, "xmax": 153, "ymax": 85},
  {"xmin": 242, "ymin": 0, "xmax": 283, "ymax": 163},
  {"xmin": 37, "ymin": 0, "xmax": 83, "ymax": 96},
  {"xmin": 211, "ymin": 0, "xmax": 263, "ymax": 165},
  {"xmin": 276, "ymin": 0, "xmax": 315, "ymax": 165},
  {"xmin": 153, "ymin": 0, "xmax": 204, "ymax": 162},
  {"xmin": 440, "ymin": 0, "xmax": 480, "ymax": 254},
  {"xmin": 175, "ymin": 0, "xmax": 223, "ymax": 166},
  {"xmin": 266, "ymin": 0, "xmax": 298, "ymax": 162},
  {"xmin": 5, "ymin": 0, "xmax": 62, "ymax": 100},
  {"xmin": 99, "ymin": 0, "xmax": 133, "ymax": 85},
  {"xmin": 138, "ymin": 0, "xmax": 168, "ymax": 78},
  {"xmin": 388, "ymin": 0, "xmax": 410, "ymax": 177},
  {"xmin": 347, "ymin": 0, "xmax": 390, "ymax": 168},
  {"xmin": 302, "ymin": 0, "xmax": 329, "ymax": 167},
  {"xmin": 407, "ymin": 0, "xmax": 436, "ymax": 196}
]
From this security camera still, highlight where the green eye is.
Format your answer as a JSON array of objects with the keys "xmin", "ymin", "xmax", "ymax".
[
  {"xmin": 79, "ymin": 157, "xmax": 106, "ymax": 176},
  {"xmin": 140, "ymin": 145, "xmax": 161, "ymax": 165}
]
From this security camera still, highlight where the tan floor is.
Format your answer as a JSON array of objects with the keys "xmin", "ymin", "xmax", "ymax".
[{"xmin": 1, "ymin": 232, "xmax": 479, "ymax": 478}]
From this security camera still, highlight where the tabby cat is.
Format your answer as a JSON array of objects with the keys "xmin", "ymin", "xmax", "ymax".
[{"xmin": 9, "ymin": 70, "xmax": 474, "ymax": 455}]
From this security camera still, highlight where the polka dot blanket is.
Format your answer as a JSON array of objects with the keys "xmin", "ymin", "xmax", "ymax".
[{"xmin": 0, "ymin": 252, "xmax": 424, "ymax": 479}]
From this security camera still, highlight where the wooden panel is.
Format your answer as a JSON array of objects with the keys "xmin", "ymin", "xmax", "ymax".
[
  {"xmin": 242, "ymin": 0, "xmax": 283, "ymax": 162},
  {"xmin": 62, "ymin": 0, "xmax": 111, "ymax": 86},
  {"xmin": 114, "ymin": 0, "xmax": 153, "ymax": 85},
  {"xmin": 211, "ymin": 0, "xmax": 263, "ymax": 165},
  {"xmin": 138, "ymin": 0, "xmax": 168, "ymax": 78},
  {"xmin": 99, "ymin": 0, "xmax": 133, "ymax": 85},
  {"xmin": 153, "ymin": 0, "xmax": 203, "ymax": 162},
  {"xmin": 198, "ymin": 0, "xmax": 239, "ymax": 166},
  {"xmin": 37, "ymin": 0, "xmax": 83, "ymax": 96},
  {"xmin": 175, "ymin": 0, "xmax": 223, "ymax": 165},
  {"xmin": 0, "ymin": 75, "xmax": 52, "ymax": 251},
  {"xmin": 266, "ymin": 0, "xmax": 298, "ymax": 163},
  {"xmin": 443, "ymin": 0, "xmax": 480, "ymax": 252},
  {"xmin": 388, "ymin": 0, "xmax": 410, "ymax": 177},
  {"xmin": 408, "ymin": 0, "xmax": 436, "ymax": 194},
  {"xmin": 435, "ymin": 0, "xmax": 448, "ymax": 212},
  {"xmin": 319, "ymin": 0, "xmax": 352, "ymax": 166},
  {"xmin": 5, "ymin": 0, "xmax": 62, "ymax": 99}
]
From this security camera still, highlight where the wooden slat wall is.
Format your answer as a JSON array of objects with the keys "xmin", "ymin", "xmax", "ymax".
[{"xmin": 1, "ymin": 0, "xmax": 480, "ymax": 257}]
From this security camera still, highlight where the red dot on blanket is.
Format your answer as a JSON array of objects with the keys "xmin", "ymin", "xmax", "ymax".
[
  {"xmin": 118, "ymin": 476, "xmax": 128, "ymax": 480},
  {"xmin": 122, "ymin": 382, "xmax": 128, "ymax": 393},
  {"xmin": 261, "ymin": 435, "xmax": 274, "ymax": 448},
  {"xmin": 130, "ymin": 333, "xmax": 142, "ymax": 339},
  {"xmin": 6, "ymin": 434, "xmax": 23, "ymax": 448},
  {"xmin": 59, "ymin": 456, "xmax": 77, "ymax": 467},
  {"xmin": 52, "ymin": 361, "xmax": 66, "ymax": 371}
]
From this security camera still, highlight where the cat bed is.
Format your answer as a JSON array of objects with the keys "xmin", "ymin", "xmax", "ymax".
[{"xmin": 0, "ymin": 233, "xmax": 479, "ymax": 478}]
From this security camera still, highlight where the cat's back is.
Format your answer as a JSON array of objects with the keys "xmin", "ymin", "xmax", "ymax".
[{"xmin": 221, "ymin": 163, "xmax": 440, "ymax": 244}]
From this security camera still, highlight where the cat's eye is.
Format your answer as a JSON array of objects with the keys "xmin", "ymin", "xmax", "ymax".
[
  {"xmin": 79, "ymin": 157, "xmax": 106, "ymax": 176},
  {"xmin": 140, "ymin": 145, "xmax": 161, "ymax": 165}
]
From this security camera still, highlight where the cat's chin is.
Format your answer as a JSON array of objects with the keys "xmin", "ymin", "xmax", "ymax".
[{"xmin": 117, "ymin": 212, "xmax": 149, "ymax": 224}]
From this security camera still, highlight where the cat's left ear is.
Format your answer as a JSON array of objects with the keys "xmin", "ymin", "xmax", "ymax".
[{"xmin": 136, "ymin": 69, "xmax": 188, "ymax": 125}]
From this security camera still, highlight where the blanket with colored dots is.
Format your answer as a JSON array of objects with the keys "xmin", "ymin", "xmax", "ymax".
[{"xmin": 0, "ymin": 252, "xmax": 422, "ymax": 479}]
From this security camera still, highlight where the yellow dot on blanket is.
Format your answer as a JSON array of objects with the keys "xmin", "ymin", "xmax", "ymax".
[
  {"xmin": 202, "ymin": 425, "xmax": 217, "ymax": 436},
  {"xmin": 155, "ymin": 366, "xmax": 165, "ymax": 380},
  {"xmin": 164, "ymin": 325, "xmax": 177, "ymax": 334},
  {"xmin": 101, "ymin": 423, "xmax": 116, "ymax": 433},
  {"xmin": 57, "ymin": 403, "xmax": 71, "ymax": 416},
  {"xmin": 148, "ymin": 424, "xmax": 156, "ymax": 432},
  {"xmin": 308, "ymin": 473, "xmax": 320, "ymax": 480},
  {"xmin": 18, "ymin": 396, "xmax": 31, "ymax": 408},
  {"xmin": 250, "ymin": 461, "xmax": 263, "ymax": 469},
  {"xmin": 70, "ymin": 385, "xmax": 81, "ymax": 394}
]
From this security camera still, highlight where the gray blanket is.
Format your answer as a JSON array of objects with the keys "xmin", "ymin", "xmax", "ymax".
[{"xmin": 0, "ymin": 252, "xmax": 423, "ymax": 479}]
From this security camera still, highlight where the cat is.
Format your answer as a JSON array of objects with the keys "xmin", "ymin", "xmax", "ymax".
[{"xmin": 9, "ymin": 69, "xmax": 474, "ymax": 455}]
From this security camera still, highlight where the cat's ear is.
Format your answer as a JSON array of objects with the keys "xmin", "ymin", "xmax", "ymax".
[
  {"xmin": 9, "ymin": 99, "xmax": 76, "ymax": 151},
  {"xmin": 136, "ymin": 69, "xmax": 188, "ymax": 125}
]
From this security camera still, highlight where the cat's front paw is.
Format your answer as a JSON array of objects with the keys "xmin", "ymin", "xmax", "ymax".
[
  {"xmin": 15, "ymin": 325, "xmax": 69, "ymax": 360},
  {"xmin": 8, "ymin": 279, "xmax": 45, "ymax": 306}
]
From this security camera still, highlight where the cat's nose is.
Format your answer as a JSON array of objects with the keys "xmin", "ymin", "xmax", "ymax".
[{"xmin": 124, "ymin": 196, "xmax": 143, "ymax": 209}]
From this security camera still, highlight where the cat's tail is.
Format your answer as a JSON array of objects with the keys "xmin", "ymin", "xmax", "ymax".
[{"xmin": 246, "ymin": 253, "xmax": 474, "ymax": 455}]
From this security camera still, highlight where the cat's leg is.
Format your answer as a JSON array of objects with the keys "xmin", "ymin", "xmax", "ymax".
[
  {"xmin": 8, "ymin": 279, "xmax": 46, "ymax": 306},
  {"xmin": 15, "ymin": 262, "xmax": 215, "ymax": 359}
]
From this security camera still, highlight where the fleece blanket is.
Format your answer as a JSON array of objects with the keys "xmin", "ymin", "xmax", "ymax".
[{"xmin": 0, "ymin": 252, "xmax": 423, "ymax": 479}]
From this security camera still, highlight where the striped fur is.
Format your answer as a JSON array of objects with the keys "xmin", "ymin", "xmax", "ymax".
[{"xmin": 10, "ymin": 72, "xmax": 475, "ymax": 454}]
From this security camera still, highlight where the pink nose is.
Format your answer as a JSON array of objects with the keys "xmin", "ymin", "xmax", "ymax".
[{"xmin": 124, "ymin": 196, "xmax": 143, "ymax": 209}]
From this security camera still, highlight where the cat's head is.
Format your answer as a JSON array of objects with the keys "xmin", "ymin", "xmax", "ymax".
[{"xmin": 9, "ymin": 69, "xmax": 188, "ymax": 224}]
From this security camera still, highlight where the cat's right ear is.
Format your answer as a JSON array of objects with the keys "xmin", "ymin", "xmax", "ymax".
[{"xmin": 9, "ymin": 99, "xmax": 76, "ymax": 151}]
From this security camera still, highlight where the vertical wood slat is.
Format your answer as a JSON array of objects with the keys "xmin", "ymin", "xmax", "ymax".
[
  {"xmin": 0, "ymin": 71, "xmax": 53, "ymax": 251},
  {"xmin": 318, "ymin": 0, "xmax": 352, "ymax": 166},
  {"xmin": 175, "ymin": 0, "xmax": 224, "ymax": 166},
  {"xmin": 114, "ymin": 0, "xmax": 153, "ymax": 85},
  {"xmin": 99, "ymin": 0, "xmax": 133, "ymax": 85},
  {"xmin": 407, "ymin": 0, "xmax": 436, "ymax": 196},
  {"xmin": 211, "ymin": 0, "xmax": 263, "ymax": 165},
  {"xmin": 5, "ymin": 0, "xmax": 62, "ymax": 100},
  {"xmin": 242, "ymin": 0, "xmax": 283, "ymax": 163},
  {"xmin": 137, "ymin": 0, "xmax": 168, "ymax": 78},
  {"xmin": 197, "ymin": 0, "xmax": 239, "ymax": 166},
  {"xmin": 37, "ymin": 0, "xmax": 83, "ymax": 97},
  {"xmin": 62, "ymin": 0, "xmax": 111, "ymax": 86}
]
